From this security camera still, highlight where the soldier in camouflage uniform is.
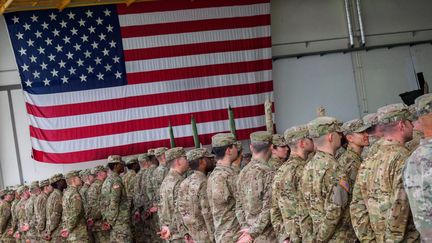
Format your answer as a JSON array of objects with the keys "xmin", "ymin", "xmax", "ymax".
[
  {"xmin": 6, "ymin": 186, "xmax": 22, "ymax": 241},
  {"xmin": 42, "ymin": 173, "xmax": 66, "ymax": 242},
  {"xmin": 60, "ymin": 170, "xmax": 89, "ymax": 242},
  {"xmin": 271, "ymin": 125, "xmax": 313, "ymax": 243},
  {"xmin": 122, "ymin": 157, "xmax": 139, "ymax": 241},
  {"xmin": 0, "ymin": 189, "xmax": 15, "ymax": 243},
  {"xmin": 301, "ymin": 116, "xmax": 350, "ymax": 242},
  {"xmin": 405, "ymin": 104, "xmax": 424, "ymax": 152},
  {"xmin": 79, "ymin": 169, "xmax": 95, "ymax": 216},
  {"xmin": 158, "ymin": 147, "xmax": 189, "ymax": 242},
  {"xmin": 236, "ymin": 131, "xmax": 276, "ymax": 242},
  {"xmin": 361, "ymin": 112, "xmax": 384, "ymax": 159},
  {"xmin": 177, "ymin": 148, "xmax": 215, "ymax": 242},
  {"xmin": 101, "ymin": 155, "xmax": 132, "ymax": 242},
  {"xmin": 207, "ymin": 133, "xmax": 241, "ymax": 243},
  {"xmin": 151, "ymin": 147, "xmax": 169, "ymax": 211},
  {"xmin": 132, "ymin": 153, "xmax": 152, "ymax": 243},
  {"xmin": 268, "ymin": 134, "xmax": 289, "ymax": 170},
  {"xmin": 337, "ymin": 118, "xmax": 371, "ymax": 242},
  {"xmin": 404, "ymin": 94, "xmax": 432, "ymax": 242},
  {"xmin": 350, "ymin": 103, "xmax": 420, "ymax": 242},
  {"xmin": 13, "ymin": 185, "xmax": 29, "ymax": 241},
  {"xmin": 34, "ymin": 179, "xmax": 52, "ymax": 242},
  {"xmin": 23, "ymin": 181, "xmax": 41, "ymax": 241},
  {"xmin": 87, "ymin": 165, "xmax": 110, "ymax": 243}
]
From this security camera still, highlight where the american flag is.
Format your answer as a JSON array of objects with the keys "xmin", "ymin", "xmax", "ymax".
[{"xmin": 5, "ymin": 0, "xmax": 273, "ymax": 164}]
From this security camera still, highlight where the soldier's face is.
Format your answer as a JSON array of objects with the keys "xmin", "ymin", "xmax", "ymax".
[
  {"xmin": 403, "ymin": 120, "xmax": 414, "ymax": 142},
  {"xmin": 272, "ymin": 145, "xmax": 289, "ymax": 160},
  {"xmin": 4, "ymin": 194, "xmax": 14, "ymax": 202},
  {"xmin": 348, "ymin": 132, "xmax": 369, "ymax": 147},
  {"xmin": 178, "ymin": 156, "xmax": 189, "ymax": 173},
  {"xmin": 204, "ymin": 157, "xmax": 215, "ymax": 174},
  {"xmin": 229, "ymin": 145, "xmax": 239, "ymax": 162}
]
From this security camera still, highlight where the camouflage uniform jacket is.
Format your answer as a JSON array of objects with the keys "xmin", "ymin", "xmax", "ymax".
[
  {"xmin": 79, "ymin": 183, "xmax": 90, "ymax": 217},
  {"xmin": 24, "ymin": 194, "xmax": 38, "ymax": 237},
  {"xmin": 301, "ymin": 150, "xmax": 349, "ymax": 242},
  {"xmin": 122, "ymin": 170, "xmax": 137, "ymax": 210},
  {"xmin": 133, "ymin": 168, "xmax": 146, "ymax": 212},
  {"xmin": 35, "ymin": 191, "xmax": 49, "ymax": 232},
  {"xmin": 0, "ymin": 200, "xmax": 12, "ymax": 235},
  {"xmin": 350, "ymin": 139, "xmax": 419, "ymax": 242},
  {"xmin": 272, "ymin": 155, "xmax": 308, "ymax": 243},
  {"xmin": 9, "ymin": 199, "xmax": 19, "ymax": 232},
  {"xmin": 177, "ymin": 170, "xmax": 215, "ymax": 242},
  {"xmin": 236, "ymin": 158, "xmax": 277, "ymax": 241},
  {"xmin": 361, "ymin": 136, "xmax": 383, "ymax": 160},
  {"xmin": 337, "ymin": 147, "xmax": 362, "ymax": 242},
  {"xmin": 101, "ymin": 172, "xmax": 130, "ymax": 228},
  {"xmin": 406, "ymin": 130, "xmax": 424, "ymax": 153},
  {"xmin": 271, "ymin": 162, "xmax": 289, "ymax": 242},
  {"xmin": 143, "ymin": 165, "xmax": 157, "ymax": 211},
  {"xmin": 87, "ymin": 179, "xmax": 104, "ymax": 231},
  {"xmin": 15, "ymin": 198, "xmax": 27, "ymax": 233},
  {"xmin": 61, "ymin": 186, "xmax": 88, "ymax": 241},
  {"xmin": 152, "ymin": 164, "xmax": 169, "ymax": 207},
  {"xmin": 299, "ymin": 160, "xmax": 314, "ymax": 243},
  {"xmin": 404, "ymin": 138, "xmax": 432, "ymax": 242},
  {"xmin": 207, "ymin": 163, "xmax": 240, "ymax": 243},
  {"xmin": 159, "ymin": 169, "xmax": 186, "ymax": 241},
  {"xmin": 268, "ymin": 155, "xmax": 285, "ymax": 171},
  {"xmin": 46, "ymin": 188, "xmax": 63, "ymax": 235}
]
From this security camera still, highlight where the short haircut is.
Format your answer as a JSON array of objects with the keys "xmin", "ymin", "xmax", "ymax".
[
  {"xmin": 126, "ymin": 163, "xmax": 135, "ymax": 170},
  {"xmin": 107, "ymin": 163, "xmax": 116, "ymax": 171},
  {"xmin": 212, "ymin": 144, "xmax": 233, "ymax": 160},
  {"xmin": 380, "ymin": 121, "xmax": 400, "ymax": 134},
  {"xmin": 188, "ymin": 158, "xmax": 201, "ymax": 170},
  {"xmin": 312, "ymin": 135, "xmax": 328, "ymax": 147},
  {"xmin": 251, "ymin": 142, "xmax": 270, "ymax": 154}
]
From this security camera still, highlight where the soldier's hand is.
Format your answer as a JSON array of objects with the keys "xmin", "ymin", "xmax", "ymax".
[
  {"xmin": 60, "ymin": 229, "xmax": 69, "ymax": 238},
  {"xmin": 42, "ymin": 231, "xmax": 52, "ymax": 241},
  {"xmin": 21, "ymin": 223, "xmax": 30, "ymax": 232},
  {"xmin": 87, "ymin": 218, "xmax": 94, "ymax": 227},
  {"xmin": 184, "ymin": 234, "xmax": 195, "ymax": 243},
  {"xmin": 13, "ymin": 231, "xmax": 20, "ymax": 239},
  {"xmin": 282, "ymin": 240, "xmax": 291, "ymax": 243},
  {"xmin": 237, "ymin": 228, "xmax": 253, "ymax": 243},
  {"xmin": 149, "ymin": 206, "xmax": 158, "ymax": 213},
  {"xmin": 157, "ymin": 226, "xmax": 171, "ymax": 240},
  {"xmin": 102, "ymin": 222, "xmax": 111, "ymax": 231},
  {"xmin": 7, "ymin": 228, "xmax": 13, "ymax": 236},
  {"xmin": 133, "ymin": 211, "xmax": 141, "ymax": 222}
]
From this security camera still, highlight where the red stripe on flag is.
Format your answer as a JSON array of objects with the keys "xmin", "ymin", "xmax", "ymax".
[
  {"xmin": 124, "ymin": 37, "xmax": 271, "ymax": 61},
  {"xmin": 127, "ymin": 59, "xmax": 273, "ymax": 84},
  {"xmin": 26, "ymin": 81, "xmax": 273, "ymax": 118},
  {"xmin": 120, "ymin": 15, "xmax": 270, "ymax": 38},
  {"xmin": 30, "ymin": 104, "xmax": 267, "ymax": 141},
  {"xmin": 32, "ymin": 126, "xmax": 266, "ymax": 163},
  {"xmin": 117, "ymin": 0, "xmax": 269, "ymax": 15}
]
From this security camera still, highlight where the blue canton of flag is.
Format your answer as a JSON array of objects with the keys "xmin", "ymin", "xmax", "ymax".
[{"xmin": 5, "ymin": 5, "xmax": 126, "ymax": 95}]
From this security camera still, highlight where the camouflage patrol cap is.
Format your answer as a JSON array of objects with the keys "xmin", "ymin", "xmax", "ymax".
[
  {"xmin": 126, "ymin": 157, "xmax": 139, "ymax": 165},
  {"xmin": 415, "ymin": 93, "xmax": 432, "ymax": 117},
  {"xmin": 79, "ymin": 169, "xmax": 92, "ymax": 178},
  {"xmin": 17, "ymin": 185, "xmax": 28, "ymax": 194},
  {"xmin": 138, "ymin": 153, "xmax": 150, "ymax": 162},
  {"xmin": 362, "ymin": 113, "xmax": 378, "ymax": 127},
  {"xmin": 107, "ymin": 155, "xmax": 124, "ymax": 164},
  {"xmin": 147, "ymin": 149, "xmax": 155, "ymax": 156},
  {"xmin": 39, "ymin": 179, "xmax": 50, "ymax": 188},
  {"xmin": 3, "ymin": 188, "xmax": 15, "ymax": 195},
  {"xmin": 250, "ymin": 131, "xmax": 272, "ymax": 144},
  {"xmin": 154, "ymin": 147, "xmax": 168, "ymax": 157},
  {"xmin": 235, "ymin": 141, "xmax": 242, "ymax": 151},
  {"xmin": 341, "ymin": 119, "xmax": 370, "ymax": 135},
  {"xmin": 272, "ymin": 134, "xmax": 287, "ymax": 147},
  {"xmin": 211, "ymin": 133, "xmax": 236, "ymax": 147},
  {"xmin": 165, "ymin": 147, "xmax": 186, "ymax": 162},
  {"xmin": 49, "ymin": 173, "xmax": 64, "ymax": 184},
  {"xmin": 284, "ymin": 125, "xmax": 309, "ymax": 144},
  {"xmin": 91, "ymin": 165, "xmax": 107, "ymax": 175},
  {"xmin": 307, "ymin": 116, "xmax": 342, "ymax": 138},
  {"xmin": 377, "ymin": 103, "xmax": 411, "ymax": 124},
  {"xmin": 30, "ymin": 181, "xmax": 40, "ymax": 190},
  {"xmin": 65, "ymin": 170, "xmax": 80, "ymax": 179},
  {"xmin": 0, "ymin": 189, "xmax": 5, "ymax": 197},
  {"xmin": 408, "ymin": 105, "xmax": 418, "ymax": 121},
  {"xmin": 186, "ymin": 148, "xmax": 214, "ymax": 161}
]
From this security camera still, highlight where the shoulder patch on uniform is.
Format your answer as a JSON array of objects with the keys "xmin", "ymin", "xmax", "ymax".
[
  {"xmin": 113, "ymin": 183, "xmax": 120, "ymax": 189},
  {"xmin": 339, "ymin": 178, "xmax": 349, "ymax": 192}
]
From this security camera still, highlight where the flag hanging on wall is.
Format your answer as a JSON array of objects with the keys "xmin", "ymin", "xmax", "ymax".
[{"xmin": 4, "ymin": 0, "xmax": 273, "ymax": 163}]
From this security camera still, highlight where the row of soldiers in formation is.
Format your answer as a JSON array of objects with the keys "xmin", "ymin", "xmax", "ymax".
[{"xmin": 1, "ymin": 94, "xmax": 432, "ymax": 243}]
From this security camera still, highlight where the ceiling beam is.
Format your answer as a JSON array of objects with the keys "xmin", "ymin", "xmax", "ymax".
[
  {"xmin": 58, "ymin": 0, "xmax": 70, "ymax": 11},
  {"xmin": 0, "ymin": 0, "xmax": 15, "ymax": 14}
]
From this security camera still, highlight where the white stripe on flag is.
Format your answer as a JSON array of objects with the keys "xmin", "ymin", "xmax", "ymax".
[
  {"xmin": 118, "ymin": 3, "xmax": 269, "ymax": 27},
  {"xmin": 28, "ymin": 92, "xmax": 273, "ymax": 130},
  {"xmin": 31, "ymin": 115, "xmax": 267, "ymax": 153},
  {"xmin": 122, "ymin": 26, "xmax": 270, "ymax": 50},
  {"xmin": 25, "ymin": 70, "xmax": 272, "ymax": 106},
  {"xmin": 125, "ymin": 48, "xmax": 271, "ymax": 73}
]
